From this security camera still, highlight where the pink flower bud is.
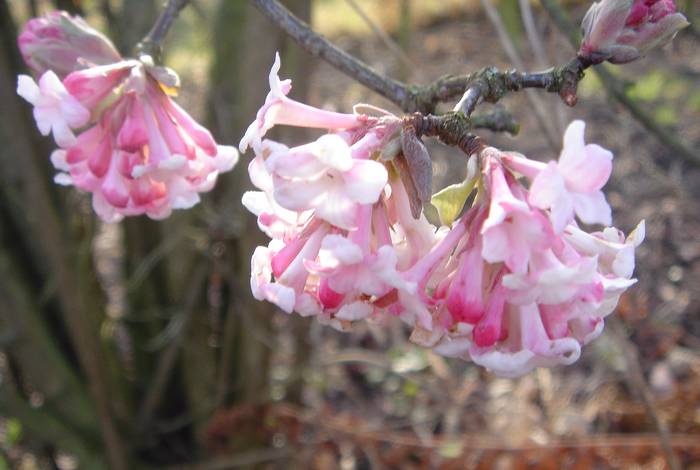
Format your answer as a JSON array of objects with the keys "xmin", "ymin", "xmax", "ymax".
[
  {"xmin": 18, "ymin": 11, "xmax": 122, "ymax": 78},
  {"xmin": 580, "ymin": 0, "xmax": 689, "ymax": 64}
]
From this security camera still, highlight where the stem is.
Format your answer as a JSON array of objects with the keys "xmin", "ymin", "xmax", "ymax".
[{"xmin": 137, "ymin": 0, "xmax": 190, "ymax": 60}]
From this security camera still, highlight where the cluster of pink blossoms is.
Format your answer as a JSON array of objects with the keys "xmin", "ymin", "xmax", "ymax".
[
  {"xmin": 241, "ymin": 54, "xmax": 644, "ymax": 377},
  {"xmin": 16, "ymin": 12, "xmax": 237, "ymax": 222}
]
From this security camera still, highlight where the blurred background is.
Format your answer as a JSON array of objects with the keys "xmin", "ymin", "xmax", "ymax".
[{"xmin": 1, "ymin": 0, "xmax": 700, "ymax": 468}]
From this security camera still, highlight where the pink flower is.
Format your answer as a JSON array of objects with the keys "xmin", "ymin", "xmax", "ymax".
[
  {"xmin": 18, "ymin": 10, "xmax": 122, "ymax": 78},
  {"xmin": 480, "ymin": 148, "xmax": 551, "ymax": 273},
  {"xmin": 239, "ymin": 53, "xmax": 365, "ymax": 154},
  {"xmin": 19, "ymin": 59, "xmax": 237, "ymax": 222},
  {"xmin": 506, "ymin": 120, "xmax": 613, "ymax": 232},
  {"xmin": 580, "ymin": 0, "xmax": 689, "ymax": 64},
  {"xmin": 17, "ymin": 71, "xmax": 90, "ymax": 147},
  {"xmin": 265, "ymin": 133, "xmax": 388, "ymax": 230}
]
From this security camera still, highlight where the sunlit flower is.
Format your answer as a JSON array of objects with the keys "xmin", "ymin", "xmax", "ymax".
[
  {"xmin": 17, "ymin": 71, "xmax": 90, "ymax": 147},
  {"xmin": 18, "ymin": 59, "xmax": 237, "ymax": 222},
  {"xmin": 239, "ymin": 53, "xmax": 365, "ymax": 154}
]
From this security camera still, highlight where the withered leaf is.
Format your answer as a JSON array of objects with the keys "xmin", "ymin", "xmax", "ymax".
[
  {"xmin": 393, "ymin": 152, "xmax": 423, "ymax": 219},
  {"xmin": 401, "ymin": 126, "xmax": 433, "ymax": 205}
]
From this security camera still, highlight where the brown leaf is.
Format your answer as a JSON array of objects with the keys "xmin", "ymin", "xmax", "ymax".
[
  {"xmin": 401, "ymin": 125, "xmax": 433, "ymax": 205},
  {"xmin": 393, "ymin": 152, "xmax": 423, "ymax": 219}
]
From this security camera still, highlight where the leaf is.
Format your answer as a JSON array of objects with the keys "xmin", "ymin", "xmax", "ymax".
[
  {"xmin": 430, "ymin": 154, "xmax": 479, "ymax": 226},
  {"xmin": 393, "ymin": 152, "xmax": 423, "ymax": 219},
  {"xmin": 431, "ymin": 179, "xmax": 476, "ymax": 227},
  {"xmin": 401, "ymin": 126, "xmax": 432, "ymax": 204}
]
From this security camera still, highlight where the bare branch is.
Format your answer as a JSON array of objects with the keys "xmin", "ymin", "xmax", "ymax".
[
  {"xmin": 251, "ymin": 0, "xmax": 410, "ymax": 109},
  {"xmin": 407, "ymin": 112, "xmax": 486, "ymax": 157},
  {"xmin": 252, "ymin": 0, "xmax": 593, "ymax": 114},
  {"xmin": 137, "ymin": 0, "xmax": 190, "ymax": 60}
]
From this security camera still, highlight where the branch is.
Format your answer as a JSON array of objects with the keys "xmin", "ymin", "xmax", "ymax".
[
  {"xmin": 407, "ymin": 112, "xmax": 486, "ymax": 157},
  {"xmin": 251, "ymin": 0, "xmax": 410, "ymax": 109},
  {"xmin": 137, "ymin": 0, "xmax": 190, "ymax": 60},
  {"xmin": 253, "ymin": 0, "xmax": 592, "ymax": 115},
  {"xmin": 540, "ymin": 0, "xmax": 700, "ymax": 167},
  {"xmin": 472, "ymin": 108, "xmax": 519, "ymax": 134}
]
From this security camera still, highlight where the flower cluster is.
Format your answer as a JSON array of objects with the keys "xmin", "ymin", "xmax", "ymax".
[
  {"xmin": 580, "ymin": 0, "xmax": 688, "ymax": 64},
  {"xmin": 242, "ymin": 54, "xmax": 644, "ymax": 377},
  {"xmin": 16, "ymin": 12, "xmax": 237, "ymax": 222}
]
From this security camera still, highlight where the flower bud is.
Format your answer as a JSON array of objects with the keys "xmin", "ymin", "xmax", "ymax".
[
  {"xmin": 579, "ymin": 0, "xmax": 689, "ymax": 64},
  {"xmin": 18, "ymin": 11, "xmax": 122, "ymax": 78}
]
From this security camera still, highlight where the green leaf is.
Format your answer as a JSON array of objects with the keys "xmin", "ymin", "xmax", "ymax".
[{"xmin": 431, "ymin": 178, "xmax": 476, "ymax": 227}]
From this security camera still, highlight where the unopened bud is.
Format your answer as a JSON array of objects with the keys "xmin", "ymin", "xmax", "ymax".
[
  {"xmin": 579, "ymin": 0, "xmax": 689, "ymax": 64},
  {"xmin": 18, "ymin": 11, "xmax": 122, "ymax": 78}
]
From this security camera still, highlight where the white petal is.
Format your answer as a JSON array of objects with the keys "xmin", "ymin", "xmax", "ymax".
[
  {"xmin": 572, "ymin": 191, "xmax": 612, "ymax": 226},
  {"xmin": 344, "ymin": 159, "xmax": 388, "ymax": 205},
  {"xmin": 17, "ymin": 75, "xmax": 40, "ymax": 104},
  {"xmin": 315, "ymin": 134, "xmax": 353, "ymax": 171},
  {"xmin": 335, "ymin": 301, "xmax": 373, "ymax": 321},
  {"xmin": 213, "ymin": 145, "xmax": 239, "ymax": 172}
]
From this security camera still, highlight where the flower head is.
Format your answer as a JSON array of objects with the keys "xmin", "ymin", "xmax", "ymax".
[
  {"xmin": 16, "ymin": 13, "xmax": 237, "ymax": 222},
  {"xmin": 242, "ymin": 53, "xmax": 643, "ymax": 378}
]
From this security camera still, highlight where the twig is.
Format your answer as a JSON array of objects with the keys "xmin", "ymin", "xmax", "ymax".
[
  {"xmin": 136, "ymin": 263, "xmax": 207, "ymax": 433},
  {"xmin": 540, "ymin": 0, "xmax": 700, "ymax": 167},
  {"xmin": 609, "ymin": 319, "xmax": 682, "ymax": 470},
  {"xmin": 252, "ymin": 0, "xmax": 593, "ymax": 114},
  {"xmin": 472, "ymin": 109, "xmax": 520, "ymax": 134},
  {"xmin": 137, "ymin": 0, "xmax": 191, "ymax": 60},
  {"xmin": 345, "ymin": 0, "xmax": 415, "ymax": 71},
  {"xmin": 518, "ymin": 0, "xmax": 549, "ymax": 69},
  {"xmin": 479, "ymin": 0, "xmax": 560, "ymax": 149},
  {"xmin": 251, "ymin": 0, "xmax": 410, "ymax": 108}
]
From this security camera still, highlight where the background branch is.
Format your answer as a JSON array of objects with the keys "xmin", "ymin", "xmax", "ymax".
[
  {"xmin": 479, "ymin": 0, "xmax": 560, "ymax": 149},
  {"xmin": 137, "ymin": 0, "xmax": 190, "ymax": 59}
]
